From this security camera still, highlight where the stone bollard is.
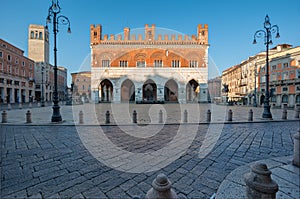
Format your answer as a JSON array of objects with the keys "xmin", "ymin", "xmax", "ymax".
[
  {"xmin": 29, "ymin": 102, "xmax": 32, "ymax": 108},
  {"xmin": 244, "ymin": 163, "xmax": 278, "ymax": 199},
  {"xmin": 292, "ymin": 130, "xmax": 300, "ymax": 167},
  {"xmin": 105, "ymin": 110, "xmax": 110, "ymax": 124},
  {"xmin": 26, "ymin": 110, "xmax": 32, "ymax": 123},
  {"xmin": 19, "ymin": 103, "xmax": 23, "ymax": 109},
  {"xmin": 227, "ymin": 109, "xmax": 233, "ymax": 121},
  {"xmin": 145, "ymin": 173, "xmax": 178, "ymax": 199},
  {"xmin": 133, "ymin": 110, "xmax": 137, "ymax": 123},
  {"xmin": 248, "ymin": 109, "xmax": 253, "ymax": 121},
  {"xmin": 37, "ymin": 102, "xmax": 41, "ymax": 107},
  {"xmin": 183, "ymin": 110, "xmax": 188, "ymax": 123},
  {"xmin": 207, "ymin": 109, "xmax": 211, "ymax": 123},
  {"xmin": 79, "ymin": 110, "xmax": 84, "ymax": 124},
  {"xmin": 282, "ymin": 109, "xmax": 287, "ymax": 120},
  {"xmin": 7, "ymin": 103, "xmax": 11, "ymax": 111},
  {"xmin": 159, "ymin": 110, "xmax": 163, "ymax": 123},
  {"xmin": 2, "ymin": 111, "xmax": 7, "ymax": 123},
  {"xmin": 295, "ymin": 108, "xmax": 300, "ymax": 119}
]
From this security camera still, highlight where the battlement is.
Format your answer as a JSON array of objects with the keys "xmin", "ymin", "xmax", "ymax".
[{"xmin": 90, "ymin": 24, "xmax": 208, "ymax": 45}]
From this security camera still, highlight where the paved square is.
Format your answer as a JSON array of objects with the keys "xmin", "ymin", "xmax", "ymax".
[{"xmin": 1, "ymin": 115, "xmax": 298, "ymax": 198}]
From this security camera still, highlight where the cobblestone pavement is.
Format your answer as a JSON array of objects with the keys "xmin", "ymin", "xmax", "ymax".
[{"xmin": 1, "ymin": 120, "xmax": 299, "ymax": 198}]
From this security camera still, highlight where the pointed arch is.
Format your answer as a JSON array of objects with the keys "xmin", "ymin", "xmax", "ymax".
[
  {"xmin": 143, "ymin": 79, "xmax": 157, "ymax": 102},
  {"xmin": 186, "ymin": 79, "xmax": 199, "ymax": 102},
  {"xmin": 99, "ymin": 79, "xmax": 113, "ymax": 102},
  {"xmin": 164, "ymin": 79, "xmax": 178, "ymax": 102},
  {"xmin": 121, "ymin": 79, "xmax": 135, "ymax": 102}
]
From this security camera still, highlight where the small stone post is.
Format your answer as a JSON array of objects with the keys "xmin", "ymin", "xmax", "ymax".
[
  {"xmin": 292, "ymin": 130, "xmax": 300, "ymax": 167},
  {"xmin": 159, "ymin": 110, "xmax": 163, "ymax": 123},
  {"xmin": 105, "ymin": 110, "xmax": 110, "ymax": 124},
  {"xmin": 295, "ymin": 107, "xmax": 300, "ymax": 119},
  {"xmin": 248, "ymin": 109, "xmax": 253, "ymax": 121},
  {"xmin": 227, "ymin": 109, "xmax": 233, "ymax": 121},
  {"xmin": 183, "ymin": 110, "xmax": 188, "ymax": 123},
  {"xmin": 79, "ymin": 110, "xmax": 84, "ymax": 124},
  {"xmin": 26, "ymin": 110, "xmax": 32, "ymax": 123},
  {"xmin": 207, "ymin": 109, "xmax": 211, "ymax": 123},
  {"xmin": 19, "ymin": 103, "xmax": 23, "ymax": 109},
  {"xmin": 145, "ymin": 173, "xmax": 178, "ymax": 199},
  {"xmin": 29, "ymin": 102, "xmax": 32, "ymax": 108},
  {"xmin": 2, "ymin": 111, "xmax": 7, "ymax": 123},
  {"xmin": 133, "ymin": 110, "xmax": 137, "ymax": 123},
  {"xmin": 7, "ymin": 103, "xmax": 11, "ymax": 110},
  {"xmin": 244, "ymin": 163, "xmax": 278, "ymax": 199},
  {"xmin": 282, "ymin": 109, "xmax": 287, "ymax": 120}
]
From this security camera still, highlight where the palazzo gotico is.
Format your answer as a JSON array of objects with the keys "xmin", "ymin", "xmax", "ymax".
[{"xmin": 90, "ymin": 23, "xmax": 209, "ymax": 103}]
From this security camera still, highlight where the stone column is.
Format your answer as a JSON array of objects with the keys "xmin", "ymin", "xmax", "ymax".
[{"xmin": 199, "ymin": 83, "xmax": 208, "ymax": 103}]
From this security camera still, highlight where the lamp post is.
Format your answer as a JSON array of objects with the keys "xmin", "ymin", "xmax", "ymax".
[
  {"xmin": 41, "ymin": 64, "xmax": 45, "ymax": 107},
  {"xmin": 46, "ymin": 0, "xmax": 71, "ymax": 122},
  {"xmin": 253, "ymin": 15, "xmax": 280, "ymax": 119}
]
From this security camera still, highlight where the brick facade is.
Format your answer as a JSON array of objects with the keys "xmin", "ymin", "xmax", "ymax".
[{"xmin": 90, "ymin": 24, "xmax": 209, "ymax": 103}]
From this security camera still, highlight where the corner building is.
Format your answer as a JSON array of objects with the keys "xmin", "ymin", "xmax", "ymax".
[{"xmin": 90, "ymin": 24, "xmax": 209, "ymax": 103}]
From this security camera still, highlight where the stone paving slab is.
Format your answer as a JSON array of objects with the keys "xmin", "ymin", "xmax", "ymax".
[
  {"xmin": 1, "ymin": 120, "xmax": 299, "ymax": 198},
  {"xmin": 215, "ymin": 156, "xmax": 300, "ymax": 199}
]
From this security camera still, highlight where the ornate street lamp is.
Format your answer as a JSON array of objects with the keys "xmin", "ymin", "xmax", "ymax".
[
  {"xmin": 46, "ymin": 0, "xmax": 71, "ymax": 122},
  {"xmin": 253, "ymin": 15, "xmax": 280, "ymax": 119},
  {"xmin": 41, "ymin": 63, "xmax": 45, "ymax": 107}
]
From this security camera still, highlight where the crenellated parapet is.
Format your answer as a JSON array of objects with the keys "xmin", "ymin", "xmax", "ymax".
[{"xmin": 90, "ymin": 24, "xmax": 208, "ymax": 46}]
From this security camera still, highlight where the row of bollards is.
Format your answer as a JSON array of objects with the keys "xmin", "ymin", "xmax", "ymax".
[
  {"xmin": 1, "ymin": 110, "xmax": 32, "ymax": 123},
  {"xmin": 132, "ymin": 162, "xmax": 286, "ymax": 199},
  {"xmin": 76, "ymin": 108, "xmax": 299, "ymax": 124}
]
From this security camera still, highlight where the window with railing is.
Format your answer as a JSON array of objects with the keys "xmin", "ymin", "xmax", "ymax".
[
  {"xmin": 189, "ymin": 60, "xmax": 198, "ymax": 68},
  {"xmin": 282, "ymin": 72, "xmax": 289, "ymax": 80},
  {"xmin": 154, "ymin": 60, "xmax": 163, "ymax": 67},
  {"xmin": 282, "ymin": 95, "xmax": 288, "ymax": 103},
  {"xmin": 172, "ymin": 60, "xmax": 180, "ymax": 68},
  {"xmin": 282, "ymin": 87, "xmax": 288, "ymax": 92},
  {"xmin": 102, "ymin": 60, "xmax": 110, "ymax": 67},
  {"xmin": 296, "ymin": 95, "xmax": 300, "ymax": 103},
  {"xmin": 283, "ymin": 62, "xmax": 289, "ymax": 68},
  {"xmin": 119, "ymin": 60, "xmax": 128, "ymax": 67}
]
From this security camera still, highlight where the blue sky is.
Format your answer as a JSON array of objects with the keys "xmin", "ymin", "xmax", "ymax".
[{"xmin": 1, "ymin": 0, "xmax": 299, "ymax": 85}]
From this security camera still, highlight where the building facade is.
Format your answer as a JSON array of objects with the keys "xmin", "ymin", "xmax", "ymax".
[
  {"xmin": 90, "ymin": 24, "xmax": 209, "ymax": 103},
  {"xmin": 208, "ymin": 76, "xmax": 221, "ymax": 103},
  {"xmin": 58, "ymin": 66, "xmax": 68, "ymax": 100},
  {"xmin": 222, "ymin": 44, "xmax": 300, "ymax": 108},
  {"xmin": 71, "ymin": 71, "xmax": 91, "ymax": 102},
  {"xmin": 0, "ymin": 39, "xmax": 35, "ymax": 104},
  {"xmin": 258, "ymin": 45, "xmax": 300, "ymax": 108}
]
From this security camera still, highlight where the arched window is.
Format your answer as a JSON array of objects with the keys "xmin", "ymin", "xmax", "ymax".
[
  {"xmin": 296, "ymin": 95, "xmax": 300, "ymax": 103},
  {"xmin": 30, "ymin": 31, "xmax": 34, "ymax": 39},
  {"xmin": 39, "ymin": 32, "xmax": 43, "ymax": 39},
  {"xmin": 282, "ymin": 95, "xmax": 288, "ymax": 103}
]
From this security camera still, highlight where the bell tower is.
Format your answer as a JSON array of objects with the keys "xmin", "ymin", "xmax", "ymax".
[{"xmin": 28, "ymin": 24, "xmax": 49, "ymax": 63}]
